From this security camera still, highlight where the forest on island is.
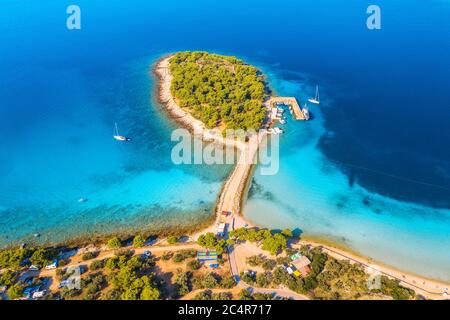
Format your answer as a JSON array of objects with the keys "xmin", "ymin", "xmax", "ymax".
[{"xmin": 169, "ymin": 51, "xmax": 267, "ymax": 131}]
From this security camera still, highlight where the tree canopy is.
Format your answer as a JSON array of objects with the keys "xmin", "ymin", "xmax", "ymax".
[{"xmin": 169, "ymin": 51, "xmax": 266, "ymax": 131}]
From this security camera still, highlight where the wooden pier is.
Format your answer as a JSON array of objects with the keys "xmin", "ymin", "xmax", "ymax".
[{"xmin": 266, "ymin": 97, "xmax": 308, "ymax": 120}]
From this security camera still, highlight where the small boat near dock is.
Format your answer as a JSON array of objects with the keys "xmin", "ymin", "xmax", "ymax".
[
  {"xmin": 302, "ymin": 104, "xmax": 310, "ymax": 121},
  {"xmin": 273, "ymin": 127, "xmax": 284, "ymax": 134}
]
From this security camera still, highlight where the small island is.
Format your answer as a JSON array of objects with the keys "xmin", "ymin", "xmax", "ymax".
[
  {"xmin": 155, "ymin": 51, "xmax": 308, "ymax": 148},
  {"xmin": 169, "ymin": 51, "xmax": 266, "ymax": 131}
]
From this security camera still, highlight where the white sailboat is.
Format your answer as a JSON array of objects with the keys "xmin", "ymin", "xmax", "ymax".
[
  {"xmin": 113, "ymin": 123, "xmax": 131, "ymax": 142},
  {"xmin": 308, "ymin": 85, "xmax": 320, "ymax": 105}
]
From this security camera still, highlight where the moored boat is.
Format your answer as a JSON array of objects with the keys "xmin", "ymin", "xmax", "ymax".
[
  {"xmin": 308, "ymin": 85, "xmax": 320, "ymax": 105},
  {"xmin": 113, "ymin": 123, "xmax": 132, "ymax": 142},
  {"xmin": 302, "ymin": 104, "xmax": 310, "ymax": 120}
]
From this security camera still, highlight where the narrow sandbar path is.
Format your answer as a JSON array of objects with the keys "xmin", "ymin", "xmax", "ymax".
[{"xmin": 155, "ymin": 55, "xmax": 266, "ymax": 237}]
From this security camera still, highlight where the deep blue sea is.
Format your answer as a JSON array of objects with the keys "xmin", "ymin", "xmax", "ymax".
[{"xmin": 1, "ymin": 1, "xmax": 449, "ymax": 280}]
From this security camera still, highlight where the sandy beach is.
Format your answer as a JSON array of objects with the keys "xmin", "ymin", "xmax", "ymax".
[{"xmin": 154, "ymin": 55, "xmax": 249, "ymax": 151}]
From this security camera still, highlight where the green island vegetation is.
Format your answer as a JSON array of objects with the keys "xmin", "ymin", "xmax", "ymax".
[{"xmin": 169, "ymin": 51, "xmax": 267, "ymax": 131}]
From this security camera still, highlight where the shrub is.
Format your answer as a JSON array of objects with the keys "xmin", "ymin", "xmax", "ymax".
[
  {"xmin": 219, "ymin": 276, "xmax": 236, "ymax": 289},
  {"xmin": 90, "ymin": 260, "xmax": 105, "ymax": 271},
  {"xmin": 107, "ymin": 237, "xmax": 122, "ymax": 249},
  {"xmin": 0, "ymin": 248, "xmax": 33, "ymax": 269},
  {"xmin": 7, "ymin": 282, "xmax": 25, "ymax": 300},
  {"xmin": 194, "ymin": 290, "xmax": 212, "ymax": 300},
  {"xmin": 173, "ymin": 253, "xmax": 186, "ymax": 263},
  {"xmin": 173, "ymin": 250, "xmax": 197, "ymax": 263},
  {"xmin": 240, "ymin": 271, "xmax": 255, "ymax": 285},
  {"xmin": 58, "ymin": 258, "xmax": 70, "ymax": 267},
  {"xmin": 101, "ymin": 289, "xmax": 121, "ymax": 300},
  {"xmin": 82, "ymin": 251, "xmax": 99, "ymax": 261},
  {"xmin": 161, "ymin": 252, "xmax": 173, "ymax": 261},
  {"xmin": 0, "ymin": 270, "xmax": 17, "ymax": 286},
  {"xmin": 187, "ymin": 259, "xmax": 201, "ymax": 270},
  {"xmin": 262, "ymin": 259, "xmax": 277, "ymax": 271},
  {"xmin": 281, "ymin": 229, "xmax": 293, "ymax": 238},
  {"xmin": 115, "ymin": 249, "xmax": 134, "ymax": 258},
  {"xmin": 379, "ymin": 277, "xmax": 415, "ymax": 300},
  {"xmin": 197, "ymin": 233, "xmax": 227, "ymax": 255},
  {"xmin": 238, "ymin": 289, "xmax": 253, "ymax": 300},
  {"xmin": 261, "ymin": 234, "xmax": 287, "ymax": 255},
  {"xmin": 272, "ymin": 267, "xmax": 289, "ymax": 286},
  {"xmin": 174, "ymin": 272, "xmax": 191, "ymax": 297},
  {"xmin": 253, "ymin": 292, "xmax": 274, "ymax": 300},
  {"xmin": 212, "ymin": 292, "xmax": 232, "ymax": 300},
  {"xmin": 246, "ymin": 254, "xmax": 266, "ymax": 267},
  {"xmin": 105, "ymin": 257, "xmax": 120, "ymax": 270},
  {"xmin": 256, "ymin": 272, "xmax": 272, "ymax": 288},
  {"xmin": 132, "ymin": 235, "xmax": 146, "ymax": 248},
  {"xmin": 202, "ymin": 273, "xmax": 219, "ymax": 289},
  {"xmin": 276, "ymin": 256, "xmax": 291, "ymax": 265},
  {"xmin": 55, "ymin": 268, "xmax": 66, "ymax": 281},
  {"xmin": 192, "ymin": 273, "xmax": 220, "ymax": 289},
  {"xmin": 82, "ymin": 273, "xmax": 107, "ymax": 298},
  {"xmin": 30, "ymin": 249, "xmax": 56, "ymax": 268},
  {"xmin": 110, "ymin": 267, "xmax": 160, "ymax": 301},
  {"xmin": 194, "ymin": 290, "xmax": 232, "ymax": 300},
  {"xmin": 167, "ymin": 236, "xmax": 178, "ymax": 244},
  {"xmin": 60, "ymin": 287, "xmax": 82, "ymax": 299}
]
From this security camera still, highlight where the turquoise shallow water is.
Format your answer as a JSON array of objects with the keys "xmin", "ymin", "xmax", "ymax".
[{"xmin": 0, "ymin": 54, "xmax": 232, "ymax": 245}]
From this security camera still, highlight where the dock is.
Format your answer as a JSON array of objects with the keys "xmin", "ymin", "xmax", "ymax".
[{"xmin": 266, "ymin": 97, "xmax": 308, "ymax": 120}]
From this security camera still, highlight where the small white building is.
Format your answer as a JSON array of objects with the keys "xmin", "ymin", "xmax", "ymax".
[
  {"xmin": 32, "ymin": 291, "xmax": 46, "ymax": 299},
  {"xmin": 44, "ymin": 260, "xmax": 58, "ymax": 270}
]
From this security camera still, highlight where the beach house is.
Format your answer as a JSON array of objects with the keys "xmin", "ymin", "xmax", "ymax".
[{"xmin": 291, "ymin": 255, "xmax": 312, "ymax": 277}]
